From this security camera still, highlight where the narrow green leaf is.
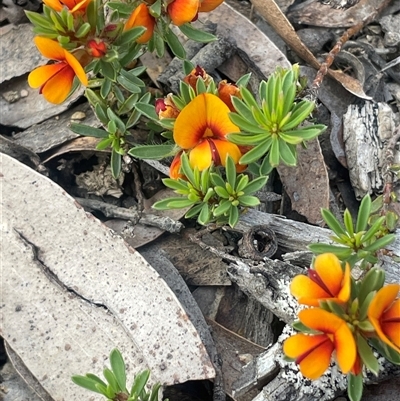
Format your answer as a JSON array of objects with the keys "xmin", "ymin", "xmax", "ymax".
[
  {"xmin": 236, "ymin": 174, "xmax": 249, "ymax": 192},
  {"xmin": 103, "ymin": 368, "xmax": 120, "ymax": 392},
  {"xmin": 179, "ymin": 23, "xmax": 217, "ymax": 42},
  {"xmin": 210, "ymin": 172, "xmax": 226, "ymax": 187},
  {"xmin": 269, "ymin": 136, "xmax": 280, "ymax": 167},
  {"xmin": 369, "ymin": 338, "xmax": 400, "ymax": 365},
  {"xmin": 185, "ymin": 203, "xmax": 204, "ymax": 218},
  {"xmin": 106, "ymin": 108, "xmax": 125, "ymax": 133},
  {"xmin": 99, "ymin": 59, "xmax": 116, "ymax": 81},
  {"xmin": 86, "ymin": 0, "xmax": 98, "ymax": 28},
  {"xmin": 198, "ymin": 203, "xmax": 211, "ymax": 225},
  {"xmin": 214, "ymin": 186, "xmax": 230, "ymax": 198},
  {"xmin": 347, "ymin": 373, "xmax": 364, "ymax": 401},
  {"xmin": 135, "ymin": 102, "xmax": 159, "ymax": 121},
  {"xmin": 362, "ymin": 234, "xmax": 396, "ymax": 252},
  {"xmin": 231, "ymin": 96, "xmax": 259, "ymax": 125},
  {"xmin": 128, "ymin": 144, "xmax": 175, "ymax": 159},
  {"xmin": 180, "ymin": 152, "xmax": 195, "ymax": 185},
  {"xmin": 344, "ymin": 209, "xmax": 355, "ymax": 237},
  {"xmin": 165, "ymin": 28, "xmax": 186, "ymax": 59},
  {"xmin": 227, "ymin": 131, "xmax": 267, "ymax": 145},
  {"xmin": 282, "ymin": 125, "xmax": 326, "ymax": 141},
  {"xmin": 130, "ymin": 370, "xmax": 150, "ymax": 397},
  {"xmin": 72, "ymin": 375, "xmax": 104, "ymax": 394},
  {"xmin": 110, "ymin": 349, "xmax": 127, "ymax": 392},
  {"xmin": 236, "ymin": 73, "xmax": 251, "ymax": 88},
  {"xmin": 116, "ymin": 27, "xmax": 146, "ymax": 46},
  {"xmin": 239, "ymin": 195, "xmax": 260, "ymax": 207},
  {"xmin": 361, "ymin": 216, "xmax": 386, "ymax": 244},
  {"xmin": 75, "ymin": 22, "xmax": 91, "ymax": 38},
  {"xmin": 111, "ymin": 148, "xmax": 122, "ymax": 179},
  {"xmin": 100, "ymin": 78, "xmax": 112, "ymax": 99},
  {"xmin": 25, "ymin": 11, "xmax": 53, "ymax": 29},
  {"xmin": 242, "ymin": 176, "xmax": 268, "ymax": 194},
  {"xmin": 70, "ymin": 123, "xmax": 108, "ymax": 138},
  {"xmin": 229, "ymin": 205, "xmax": 239, "ymax": 227},
  {"xmin": 278, "ymin": 138, "xmax": 297, "ymax": 166},
  {"xmin": 117, "ymin": 75, "xmax": 141, "ymax": 93},
  {"xmin": 239, "ymin": 138, "xmax": 272, "ymax": 164},
  {"xmin": 321, "ymin": 208, "xmax": 347, "ymax": 236},
  {"xmin": 214, "ymin": 199, "xmax": 232, "ymax": 216},
  {"xmin": 120, "ymin": 69, "xmax": 145, "ymax": 87},
  {"xmin": 225, "ymin": 155, "xmax": 236, "ymax": 189},
  {"xmin": 356, "ymin": 195, "xmax": 371, "ymax": 232},
  {"xmin": 308, "ymin": 243, "xmax": 353, "ymax": 259},
  {"xmin": 281, "ymin": 100, "xmax": 315, "ymax": 131},
  {"xmin": 356, "ymin": 333, "xmax": 379, "ymax": 375}
]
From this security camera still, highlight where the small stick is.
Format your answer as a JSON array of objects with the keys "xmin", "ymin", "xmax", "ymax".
[{"xmin": 311, "ymin": 0, "xmax": 394, "ymax": 92}]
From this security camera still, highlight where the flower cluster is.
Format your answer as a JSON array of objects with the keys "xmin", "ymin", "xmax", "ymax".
[
  {"xmin": 284, "ymin": 253, "xmax": 400, "ymax": 401},
  {"xmin": 26, "ymin": 0, "xmax": 223, "ymax": 177}
]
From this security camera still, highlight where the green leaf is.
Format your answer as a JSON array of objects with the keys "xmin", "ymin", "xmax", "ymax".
[
  {"xmin": 86, "ymin": 0, "xmax": 98, "ymax": 28},
  {"xmin": 356, "ymin": 333, "xmax": 379, "ymax": 375},
  {"xmin": 75, "ymin": 22, "xmax": 91, "ymax": 38},
  {"xmin": 344, "ymin": 208, "xmax": 355, "ymax": 237},
  {"xmin": 347, "ymin": 373, "xmax": 364, "ymax": 401},
  {"xmin": 225, "ymin": 155, "xmax": 236, "ymax": 189},
  {"xmin": 100, "ymin": 77, "xmax": 112, "ymax": 99},
  {"xmin": 180, "ymin": 152, "xmax": 195, "ymax": 185},
  {"xmin": 259, "ymin": 157, "xmax": 273, "ymax": 176},
  {"xmin": 236, "ymin": 174, "xmax": 249, "ymax": 192},
  {"xmin": 210, "ymin": 173, "xmax": 226, "ymax": 187},
  {"xmin": 282, "ymin": 125, "xmax": 326, "ymax": 141},
  {"xmin": 183, "ymin": 60, "xmax": 195, "ymax": 75},
  {"xmin": 229, "ymin": 205, "xmax": 239, "ymax": 227},
  {"xmin": 198, "ymin": 203, "xmax": 211, "ymax": 225},
  {"xmin": 362, "ymin": 234, "xmax": 396, "ymax": 253},
  {"xmin": 214, "ymin": 199, "xmax": 232, "ymax": 216},
  {"xmin": 242, "ymin": 176, "xmax": 268, "ymax": 195},
  {"xmin": 149, "ymin": 0, "xmax": 162, "ymax": 17},
  {"xmin": 69, "ymin": 123, "xmax": 108, "ymax": 138},
  {"xmin": 356, "ymin": 195, "xmax": 371, "ymax": 232},
  {"xmin": 107, "ymin": 108, "xmax": 125, "ymax": 133},
  {"xmin": 358, "ymin": 268, "xmax": 385, "ymax": 307},
  {"xmin": 71, "ymin": 375, "xmax": 104, "ymax": 394},
  {"xmin": 361, "ymin": 216, "xmax": 386, "ymax": 244},
  {"xmin": 308, "ymin": 243, "xmax": 353, "ymax": 259},
  {"xmin": 103, "ymin": 368, "xmax": 120, "ymax": 392},
  {"xmin": 239, "ymin": 138, "xmax": 272, "ymax": 164},
  {"xmin": 239, "ymin": 195, "xmax": 260, "ymax": 207},
  {"xmin": 281, "ymin": 100, "xmax": 315, "ymax": 131},
  {"xmin": 117, "ymin": 75, "xmax": 141, "ymax": 93},
  {"xmin": 236, "ymin": 73, "xmax": 252, "ymax": 88},
  {"xmin": 120, "ymin": 43, "xmax": 142, "ymax": 67},
  {"xmin": 292, "ymin": 320, "xmax": 319, "ymax": 334},
  {"xmin": 135, "ymin": 102, "xmax": 159, "ymax": 121},
  {"xmin": 110, "ymin": 349, "xmax": 127, "ymax": 392},
  {"xmin": 111, "ymin": 148, "xmax": 122, "ymax": 179},
  {"xmin": 116, "ymin": 27, "xmax": 146, "ymax": 46},
  {"xmin": 214, "ymin": 186, "xmax": 230, "ymax": 198},
  {"xmin": 153, "ymin": 197, "xmax": 194, "ymax": 210},
  {"xmin": 149, "ymin": 382, "xmax": 162, "ymax": 401},
  {"xmin": 128, "ymin": 144, "xmax": 175, "ymax": 159},
  {"xmin": 118, "ymin": 93, "xmax": 139, "ymax": 115},
  {"xmin": 130, "ymin": 370, "xmax": 150, "ymax": 397},
  {"xmin": 25, "ymin": 11, "xmax": 53, "ymax": 29},
  {"xmin": 278, "ymin": 138, "xmax": 297, "ymax": 166},
  {"xmin": 120, "ymin": 69, "xmax": 145, "ymax": 87},
  {"xmin": 99, "ymin": 59, "xmax": 117, "ymax": 81},
  {"xmin": 370, "ymin": 195, "xmax": 383, "ymax": 214},
  {"xmin": 165, "ymin": 28, "xmax": 186, "ymax": 59},
  {"xmin": 321, "ymin": 208, "xmax": 347, "ymax": 237},
  {"xmin": 227, "ymin": 132, "xmax": 267, "ymax": 145},
  {"xmin": 369, "ymin": 338, "xmax": 400, "ymax": 365},
  {"xmin": 231, "ymin": 96, "xmax": 259, "ymax": 125},
  {"xmin": 269, "ymin": 136, "xmax": 280, "ymax": 166},
  {"xmin": 185, "ymin": 203, "xmax": 204, "ymax": 218},
  {"xmin": 106, "ymin": 1, "xmax": 133, "ymax": 16},
  {"xmin": 179, "ymin": 23, "xmax": 217, "ymax": 42}
]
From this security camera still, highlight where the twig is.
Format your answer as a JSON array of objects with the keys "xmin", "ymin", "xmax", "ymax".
[
  {"xmin": 311, "ymin": 0, "xmax": 394, "ymax": 92},
  {"xmin": 75, "ymin": 197, "xmax": 184, "ymax": 233}
]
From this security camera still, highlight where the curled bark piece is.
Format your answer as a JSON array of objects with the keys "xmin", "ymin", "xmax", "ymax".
[{"xmin": 238, "ymin": 225, "xmax": 278, "ymax": 260}]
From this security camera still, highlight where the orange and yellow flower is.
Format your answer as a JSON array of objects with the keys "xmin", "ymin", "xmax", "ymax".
[
  {"xmin": 170, "ymin": 93, "xmax": 241, "ymax": 177},
  {"xmin": 42, "ymin": 0, "xmax": 91, "ymax": 14},
  {"xmin": 167, "ymin": 0, "xmax": 224, "ymax": 26},
  {"xmin": 368, "ymin": 283, "xmax": 400, "ymax": 353},
  {"xmin": 290, "ymin": 253, "xmax": 351, "ymax": 307},
  {"xmin": 283, "ymin": 308, "xmax": 356, "ymax": 379},
  {"xmin": 155, "ymin": 94, "xmax": 180, "ymax": 119},
  {"xmin": 218, "ymin": 80, "xmax": 241, "ymax": 112},
  {"xmin": 28, "ymin": 37, "xmax": 88, "ymax": 104},
  {"xmin": 183, "ymin": 65, "xmax": 212, "ymax": 91},
  {"xmin": 87, "ymin": 39, "xmax": 107, "ymax": 58},
  {"xmin": 124, "ymin": 3, "xmax": 156, "ymax": 44}
]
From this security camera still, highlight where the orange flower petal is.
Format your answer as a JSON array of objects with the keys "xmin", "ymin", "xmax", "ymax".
[
  {"xmin": 42, "ymin": 0, "xmax": 63, "ymax": 11},
  {"xmin": 40, "ymin": 65, "xmax": 76, "ymax": 104},
  {"xmin": 299, "ymin": 308, "xmax": 343, "ymax": 333},
  {"xmin": 337, "ymin": 262, "xmax": 351, "ymax": 303},
  {"xmin": 169, "ymin": 152, "xmax": 182, "ymax": 179},
  {"xmin": 70, "ymin": 0, "xmax": 91, "ymax": 13},
  {"xmin": 283, "ymin": 334, "xmax": 333, "ymax": 380},
  {"xmin": 369, "ymin": 284, "xmax": 400, "ymax": 319},
  {"xmin": 189, "ymin": 140, "xmax": 212, "ymax": 171},
  {"xmin": 34, "ymin": 37, "xmax": 66, "ymax": 60},
  {"xmin": 334, "ymin": 322, "xmax": 356, "ymax": 373},
  {"xmin": 314, "ymin": 253, "xmax": 344, "ymax": 297},
  {"xmin": 64, "ymin": 49, "xmax": 88, "ymax": 85},
  {"xmin": 198, "ymin": 0, "xmax": 224, "ymax": 13},
  {"xmin": 212, "ymin": 139, "xmax": 241, "ymax": 166},
  {"xmin": 124, "ymin": 3, "xmax": 155, "ymax": 43},
  {"xmin": 369, "ymin": 285, "xmax": 400, "ymax": 353},
  {"xmin": 28, "ymin": 64, "xmax": 65, "ymax": 88},
  {"xmin": 168, "ymin": 0, "xmax": 199, "ymax": 26},
  {"xmin": 299, "ymin": 338, "xmax": 334, "ymax": 379},
  {"xmin": 290, "ymin": 275, "xmax": 331, "ymax": 306}
]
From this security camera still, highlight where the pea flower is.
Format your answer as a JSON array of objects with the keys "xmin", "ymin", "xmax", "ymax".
[
  {"xmin": 167, "ymin": 0, "xmax": 224, "ymax": 26},
  {"xmin": 183, "ymin": 65, "xmax": 212, "ymax": 91},
  {"xmin": 42, "ymin": 0, "xmax": 92, "ymax": 14},
  {"xmin": 28, "ymin": 37, "xmax": 88, "ymax": 104},
  {"xmin": 290, "ymin": 253, "xmax": 351, "ymax": 307},
  {"xmin": 218, "ymin": 80, "xmax": 241, "ymax": 112},
  {"xmin": 87, "ymin": 39, "xmax": 107, "ymax": 58},
  {"xmin": 155, "ymin": 94, "xmax": 180, "ymax": 119},
  {"xmin": 368, "ymin": 283, "xmax": 400, "ymax": 353},
  {"xmin": 283, "ymin": 308, "xmax": 356, "ymax": 379},
  {"xmin": 170, "ymin": 93, "xmax": 241, "ymax": 177},
  {"xmin": 124, "ymin": 3, "xmax": 156, "ymax": 44}
]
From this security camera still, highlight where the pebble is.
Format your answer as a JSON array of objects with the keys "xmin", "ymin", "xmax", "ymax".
[{"xmin": 70, "ymin": 111, "xmax": 86, "ymax": 121}]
